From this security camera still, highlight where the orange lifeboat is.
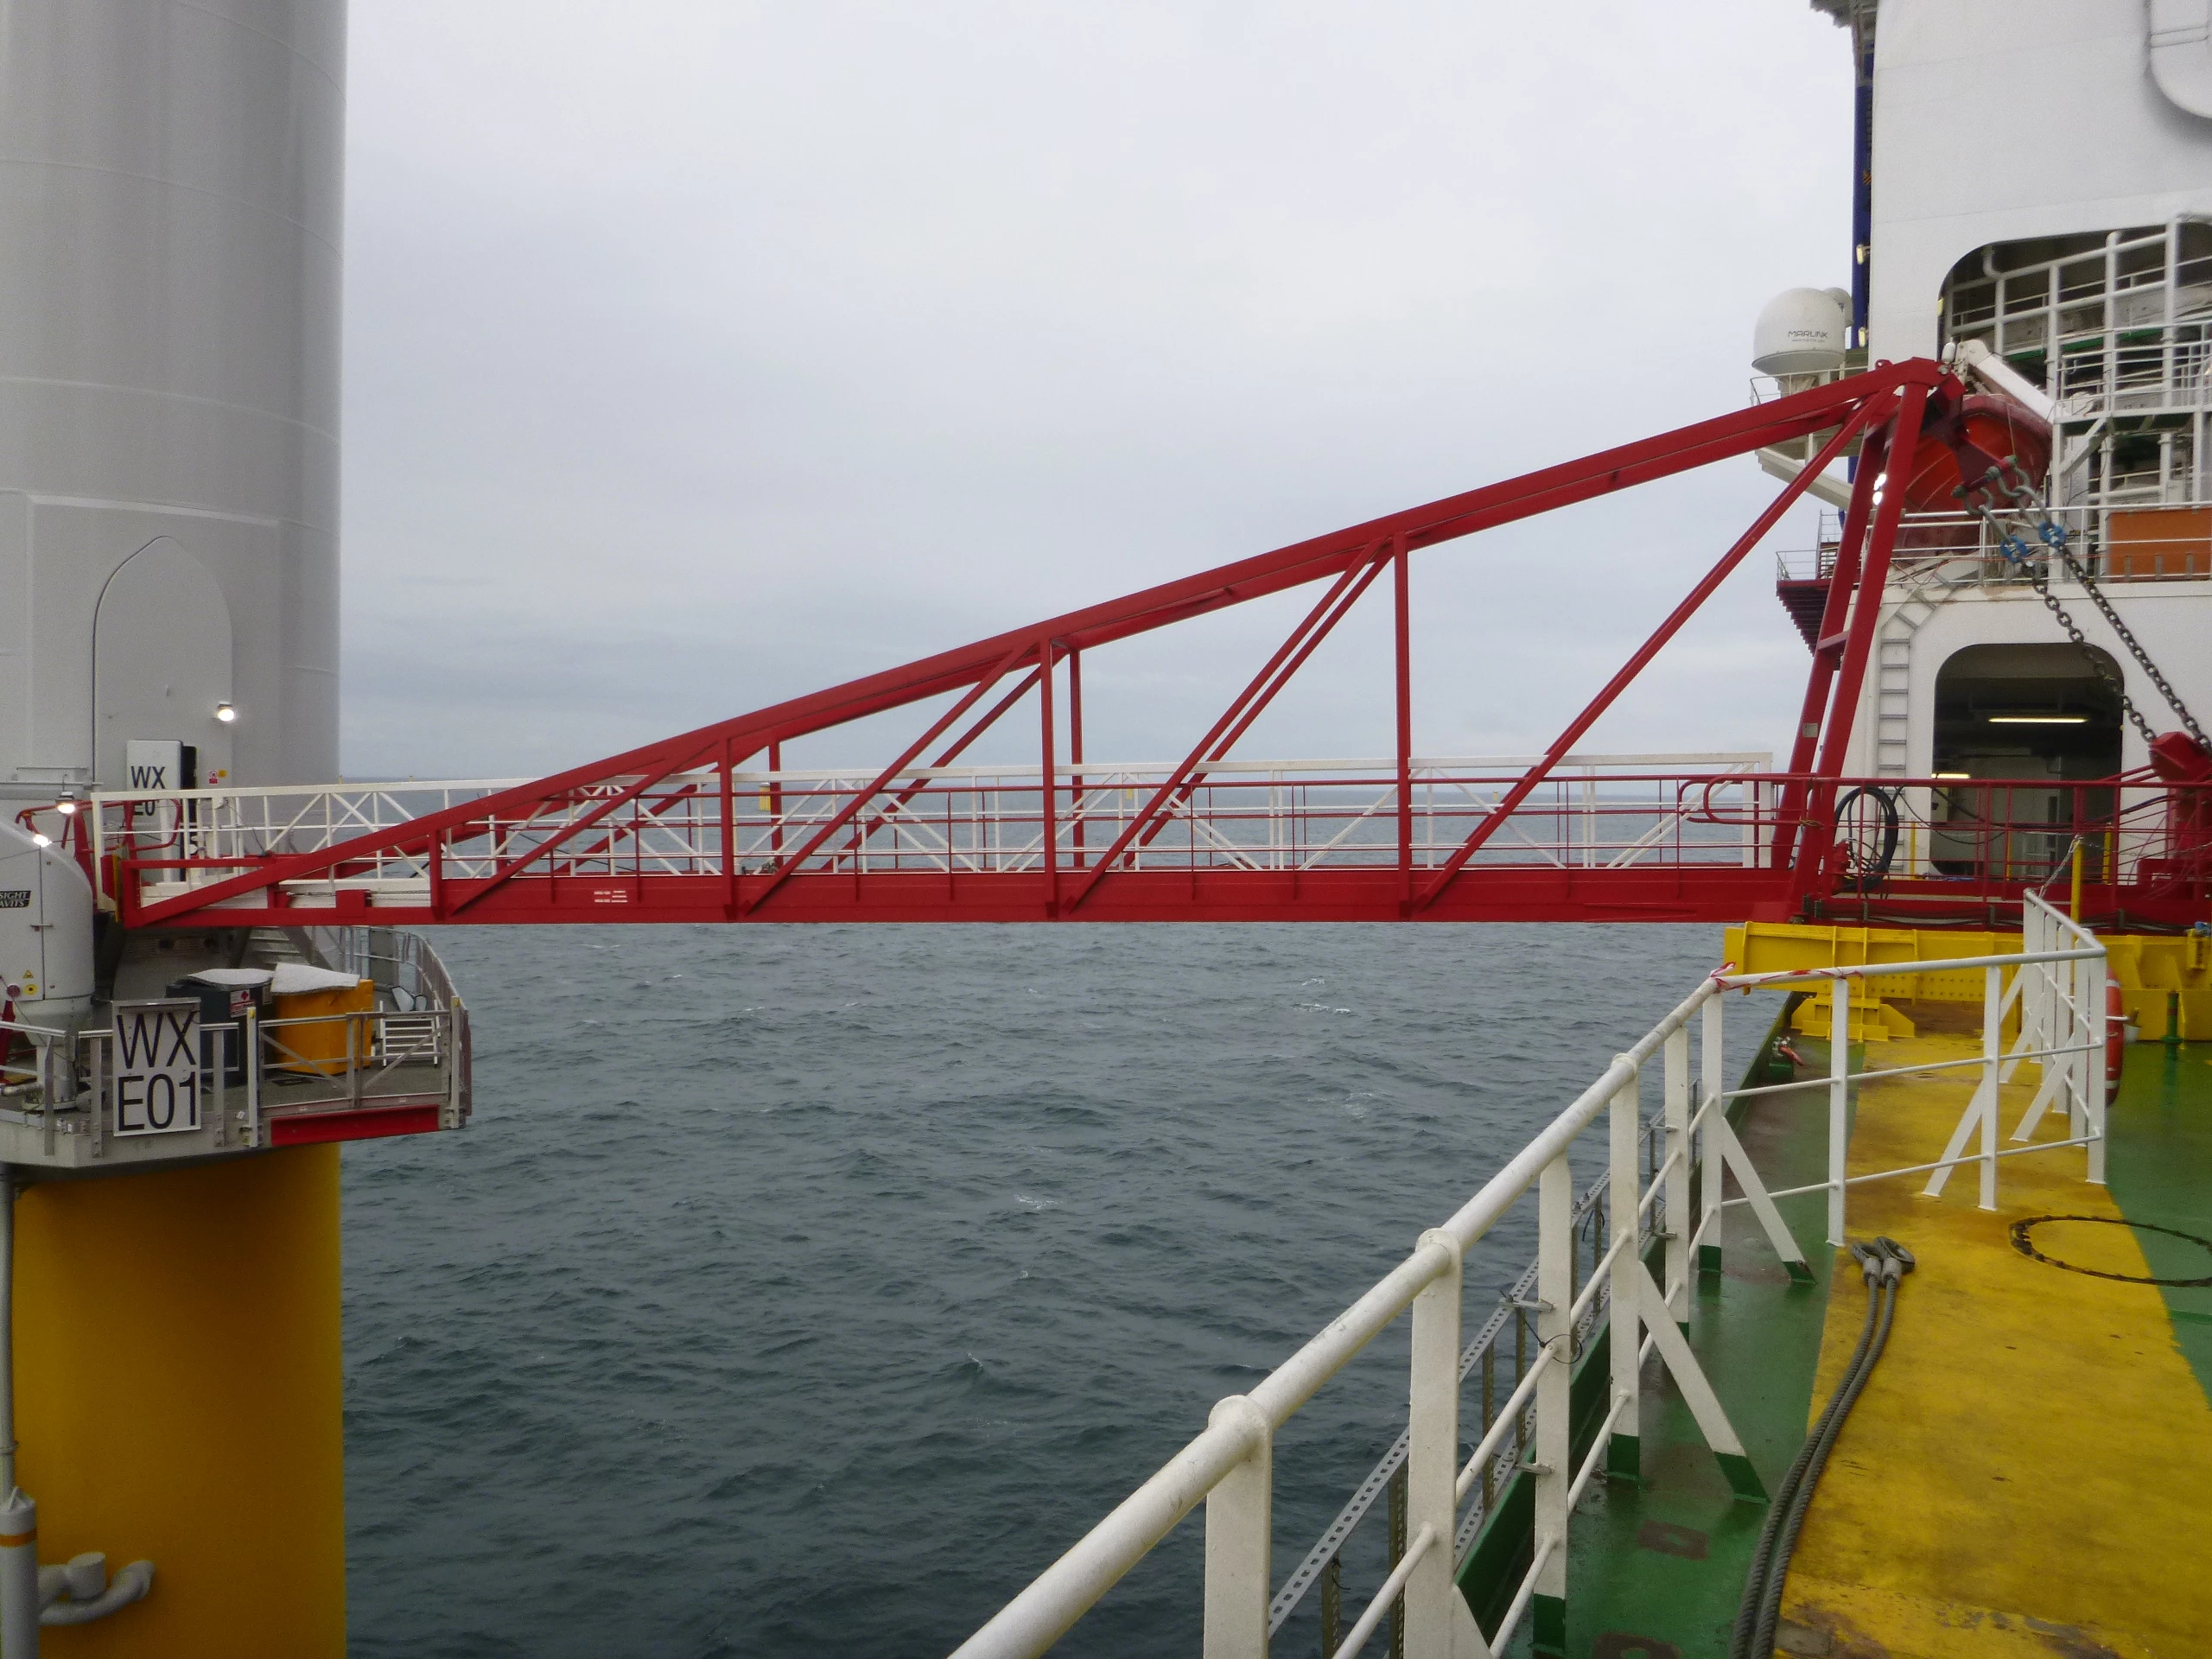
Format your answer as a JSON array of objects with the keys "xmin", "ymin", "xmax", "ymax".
[{"xmin": 1898, "ymin": 392, "xmax": 2052, "ymax": 514}]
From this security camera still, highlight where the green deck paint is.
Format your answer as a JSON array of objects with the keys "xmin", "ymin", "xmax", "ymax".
[
  {"xmin": 2101, "ymin": 1040, "xmax": 2212, "ymax": 1402},
  {"xmin": 1713, "ymin": 1452, "xmax": 1765, "ymax": 1503},
  {"xmin": 1531, "ymin": 1593, "xmax": 1567, "ymax": 1656}
]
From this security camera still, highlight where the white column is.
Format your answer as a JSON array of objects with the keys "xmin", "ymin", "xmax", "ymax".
[
  {"xmin": 1201, "ymin": 1395, "xmax": 1272, "ymax": 1659},
  {"xmin": 1405, "ymin": 1230, "xmax": 1464, "ymax": 1659},
  {"xmin": 1662, "ymin": 1027, "xmax": 1690, "ymax": 1324},
  {"xmin": 1828, "ymin": 978, "xmax": 1851, "ymax": 1247},
  {"xmin": 2086, "ymin": 951, "xmax": 2108, "ymax": 1185},
  {"xmin": 1700, "ymin": 995, "xmax": 1724, "ymax": 1276},
  {"xmin": 1606, "ymin": 1061, "xmax": 1642, "ymax": 1483},
  {"xmin": 0, "ymin": 1488, "xmax": 35, "ymax": 1659},
  {"xmin": 2064, "ymin": 954, "xmax": 2087, "ymax": 1146},
  {"xmin": 1531, "ymin": 1154, "xmax": 1573, "ymax": 1652},
  {"xmin": 1980, "ymin": 965, "xmax": 2001, "ymax": 1211}
]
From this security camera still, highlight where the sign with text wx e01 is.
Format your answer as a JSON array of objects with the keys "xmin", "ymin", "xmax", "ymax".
[{"xmin": 111, "ymin": 999, "xmax": 202, "ymax": 1137}]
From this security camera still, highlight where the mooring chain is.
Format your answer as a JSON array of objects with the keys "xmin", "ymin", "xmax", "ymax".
[{"xmin": 1956, "ymin": 460, "xmax": 2208, "ymax": 750}]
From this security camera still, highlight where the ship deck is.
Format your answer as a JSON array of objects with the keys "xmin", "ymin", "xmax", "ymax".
[{"xmin": 1494, "ymin": 1021, "xmax": 2212, "ymax": 1659}]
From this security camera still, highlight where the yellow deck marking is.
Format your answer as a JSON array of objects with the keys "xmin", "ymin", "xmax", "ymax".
[{"xmin": 1781, "ymin": 1027, "xmax": 2212, "ymax": 1659}]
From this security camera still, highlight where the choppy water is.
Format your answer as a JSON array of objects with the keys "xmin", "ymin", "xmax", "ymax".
[{"xmin": 341, "ymin": 923, "xmax": 1749, "ymax": 1657}]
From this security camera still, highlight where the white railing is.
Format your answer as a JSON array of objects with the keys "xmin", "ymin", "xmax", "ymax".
[
  {"xmin": 950, "ymin": 899, "xmax": 2107, "ymax": 1659},
  {"xmin": 0, "ymin": 1002, "xmax": 466, "ymax": 1155},
  {"xmin": 87, "ymin": 754, "xmax": 1776, "ymax": 908},
  {"xmin": 1780, "ymin": 501, "xmax": 2212, "ymax": 590},
  {"xmin": 0, "ymin": 925, "xmax": 472, "ymax": 1157},
  {"xmin": 303, "ymin": 924, "xmax": 462, "ymax": 1020},
  {"xmin": 1713, "ymin": 894, "xmax": 2107, "ymax": 1246}
]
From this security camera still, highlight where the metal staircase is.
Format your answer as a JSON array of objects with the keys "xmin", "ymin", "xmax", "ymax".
[{"xmin": 1873, "ymin": 556, "xmax": 1982, "ymax": 776}]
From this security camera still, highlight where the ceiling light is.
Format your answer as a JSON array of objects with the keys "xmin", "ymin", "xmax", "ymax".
[
  {"xmin": 213, "ymin": 702, "xmax": 237, "ymax": 723},
  {"xmin": 54, "ymin": 798, "xmax": 76, "ymax": 816},
  {"xmin": 29, "ymin": 833, "xmax": 50, "ymax": 848},
  {"xmin": 1986, "ymin": 715, "xmax": 2085, "ymax": 724},
  {"xmin": 1931, "ymin": 771, "xmax": 1972, "ymax": 779}
]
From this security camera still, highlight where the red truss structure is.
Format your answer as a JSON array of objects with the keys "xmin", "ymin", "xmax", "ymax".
[{"xmin": 57, "ymin": 358, "xmax": 2211, "ymax": 932}]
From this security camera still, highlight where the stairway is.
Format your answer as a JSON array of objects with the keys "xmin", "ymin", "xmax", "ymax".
[
  {"xmin": 1777, "ymin": 578, "xmax": 1830, "ymax": 648},
  {"xmin": 245, "ymin": 926, "xmax": 307, "ymax": 966},
  {"xmin": 1872, "ymin": 557, "xmax": 1982, "ymax": 777}
]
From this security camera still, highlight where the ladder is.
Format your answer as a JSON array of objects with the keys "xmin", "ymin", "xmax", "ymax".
[{"xmin": 1874, "ymin": 556, "xmax": 1982, "ymax": 776}]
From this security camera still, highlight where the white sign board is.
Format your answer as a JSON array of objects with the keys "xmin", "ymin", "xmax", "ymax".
[
  {"xmin": 111, "ymin": 999, "xmax": 202, "ymax": 1137},
  {"xmin": 123, "ymin": 739, "xmax": 183, "ymax": 844}
]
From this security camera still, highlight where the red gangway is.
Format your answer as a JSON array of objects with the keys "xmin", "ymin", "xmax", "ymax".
[{"xmin": 41, "ymin": 359, "xmax": 2212, "ymax": 933}]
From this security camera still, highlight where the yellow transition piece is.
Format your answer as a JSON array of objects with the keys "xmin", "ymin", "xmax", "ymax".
[
  {"xmin": 14, "ymin": 1147, "xmax": 346, "ymax": 1658},
  {"xmin": 1780, "ymin": 1029, "xmax": 2212, "ymax": 1658}
]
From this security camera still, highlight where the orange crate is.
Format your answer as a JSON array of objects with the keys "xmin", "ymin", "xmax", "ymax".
[{"xmin": 268, "ymin": 979, "xmax": 374, "ymax": 1076}]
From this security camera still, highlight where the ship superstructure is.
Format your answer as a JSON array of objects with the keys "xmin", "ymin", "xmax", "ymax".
[{"xmin": 1776, "ymin": 3, "xmax": 2212, "ymax": 920}]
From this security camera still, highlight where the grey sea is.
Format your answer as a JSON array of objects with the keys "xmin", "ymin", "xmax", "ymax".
[{"xmin": 341, "ymin": 922, "xmax": 1758, "ymax": 1657}]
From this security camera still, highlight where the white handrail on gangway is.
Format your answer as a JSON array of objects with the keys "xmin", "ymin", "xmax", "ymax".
[{"xmin": 950, "ymin": 894, "xmax": 2106, "ymax": 1659}]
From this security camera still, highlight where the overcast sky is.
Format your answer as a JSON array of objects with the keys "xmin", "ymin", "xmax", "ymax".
[{"xmin": 339, "ymin": 0, "xmax": 1855, "ymax": 783}]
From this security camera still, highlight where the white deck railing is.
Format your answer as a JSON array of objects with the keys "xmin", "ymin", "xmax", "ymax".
[{"xmin": 950, "ymin": 896, "xmax": 2107, "ymax": 1659}]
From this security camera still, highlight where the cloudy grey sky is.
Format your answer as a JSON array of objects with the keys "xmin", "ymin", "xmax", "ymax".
[{"xmin": 339, "ymin": 0, "xmax": 1854, "ymax": 782}]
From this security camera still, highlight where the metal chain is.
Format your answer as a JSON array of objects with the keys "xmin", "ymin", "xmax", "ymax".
[{"xmin": 1960, "ymin": 461, "xmax": 2209, "ymax": 750}]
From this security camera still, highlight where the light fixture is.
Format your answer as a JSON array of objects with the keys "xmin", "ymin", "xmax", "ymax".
[
  {"xmin": 54, "ymin": 798, "xmax": 76, "ymax": 816},
  {"xmin": 1931, "ymin": 771, "xmax": 1972, "ymax": 779},
  {"xmin": 214, "ymin": 701, "xmax": 237, "ymax": 723},
  {"xmin": 29, "ymin": 832, "xmax": 50, "ymax": 848},
  {"xmin": 1987, "ymin": 715, "xmax": 2086, "ymax": 725}
]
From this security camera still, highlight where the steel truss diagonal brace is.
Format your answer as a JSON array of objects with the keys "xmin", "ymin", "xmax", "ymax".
[
  {"xmin": 1414, "ymin": 395, "xmax": 1890, "ymax": 911},
  {"xmin": 2007, "ymin": 1056, "xmax": 2074, "ymax": 1144},
  {"xmin": 1632, "ymin": 1259, "xmax": 1766, "ymax": 1500},
  {"xmin": 1924, "ymin": 1074, "xmax": 1998, "ymax": 1203},
  {"xmin": 1926, "ymin": 969, "xmax": 2029, "ymax": 1198},
  {"xmin": 1705, "ymin": 1109, "xmax": 1815, "ymax": 1284}
]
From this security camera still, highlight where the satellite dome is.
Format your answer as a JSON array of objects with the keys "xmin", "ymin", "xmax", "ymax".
[{"xmin": 1752, "ymin": 287, "xmax": 1853, "ymax": 377}]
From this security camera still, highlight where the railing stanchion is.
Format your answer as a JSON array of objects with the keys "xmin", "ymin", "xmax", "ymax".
[
  {"xmin": 1513, "ymin": 1305, "xmax": 1528, "ymax": 1476},
  {"xmin": 1200, "ymin": 1395, "xmax": 1272, "ymax": 1659},
  {"xmin": 1405, "ymin": 1230, "xmax": 1463, "ymax": 1659},
  {"xmin": 1828, "ymin": 976, "xmax": 1851, "ymax": 1246},
  {"xmin": 2063, "ymin": 944, "xmax": 2087, "ymax": 1148},
  {"xmin": 1980, "ymin": 964, "xmax": 2001, "ymax": 1211},
  {"xmin": 1700, "ymin": 995, "xmax": 1724, "ymax": 1275},
  {"xmin": 1662, "ymin": 1028, "xmax": 1690, "ymax": 1323},
  {"xmin": 1480, "ymin": 1344, "xmax": 1497, "ymax": 1516},
  {"xmin": 2086, "ymin": 950, "xmax": 2108, "ymax": 1185},
  {"xmin": 245, "ymin": 1007, "xmax": 261, "ymax": 1148},
  {"xmin": 1387, "ymin": 1463, "xmax": 1407, "ymax": 1659},
  {"xmin": 1606, "ymin": 1062, "xmax": 1642, "ymax": 1482},
  {"xmin": 1531, "ymin": 1153, "xmax": 1573, "ymax": 1655}
]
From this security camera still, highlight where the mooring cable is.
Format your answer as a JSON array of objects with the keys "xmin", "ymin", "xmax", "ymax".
[
  {"xmin": 1729, "ymin": 1236, "xmax": 1914, "ymax": 1659},
  {"xmin": 1725, "ymin": 1251, "xmax": 1880, "ymax": 1659}
]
